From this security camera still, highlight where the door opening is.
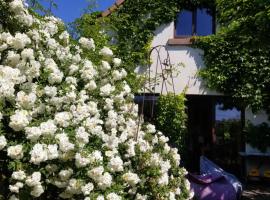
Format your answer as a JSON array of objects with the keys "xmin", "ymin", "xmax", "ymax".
[{"xmin": 186, "ymin": 95, "xmax": 244, "ymax": 176}]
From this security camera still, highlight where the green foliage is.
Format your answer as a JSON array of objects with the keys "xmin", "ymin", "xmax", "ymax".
[
  {"xmin": 57, "ymin": 0, "xmax": 270, "ymax": 157},
  {"xmin": 216, "ymin": 119, "xmax": 242, "ymax": 143},
  {"xmin": 0, "ymin": 1, "xmax": 192, "ymax": 198},
  {"xmin": 71, "ymin": 12, "xmax": 110, "ymax": 48},
  {"xmin": 245, "ymin": 122, "xmax": 270, "ymax": 152},
  {"xmin": 195, "ymin": 0, "xmax": 270, "ymax": 115},
  {"xmin": 82, "ymin": 0, "xmax": 98, "ymax": 14},
  {"xmin": 73, "ymin": 0, "xmax": 215, "ymax": 92},
  {"xmin": 155, "ymin": 93, "xmax": 187, "ymax": 154},
  {"xmin": 73, "ymin": 0, "xmax": 270, "ymax": 118},
  {"xmin": 28, "ymin": 0, "xmax": 57, "ymax": 15},
  {"xmin": 0, "ymin": 0, "xmax": 28, "ymax": 33}
]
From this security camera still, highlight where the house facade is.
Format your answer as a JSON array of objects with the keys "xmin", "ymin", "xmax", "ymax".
[
  {"xmin": 149, "ymin": 17, "xmax": 270, "ymax": 175},
  {"xmin": 102, "ymin": 0, "xmax": 270, "ymax": 177}
]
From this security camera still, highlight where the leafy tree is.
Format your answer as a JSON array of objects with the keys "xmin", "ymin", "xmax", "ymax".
[
  {"xmin": 27, "ymin": 0, "xmax": 57, "ymax": 15},
  {"xmin": 196, "ymin": 0, "xmax": 270, "ymax": 115}
]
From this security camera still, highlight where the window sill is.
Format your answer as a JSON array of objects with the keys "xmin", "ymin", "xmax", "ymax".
[{"xmin": 167, "ymin": 37, "xmax": 194, "ymax": 46}]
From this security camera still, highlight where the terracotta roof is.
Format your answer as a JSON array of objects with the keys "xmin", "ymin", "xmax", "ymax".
[{"xmin": 101, "ymin": 0, "xmax": 125, "ymax": 17}]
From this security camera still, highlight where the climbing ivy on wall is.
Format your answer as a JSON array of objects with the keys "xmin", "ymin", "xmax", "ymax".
[
  {"xmin": 73, "ymin": 0, "xmax": 215, "ymax": 91},
  {"xmin": 195, "ymin": 0, "xmax": 270, "ymax": 115},
  {"xmin": 75, "ymin": 0, "xmax": 270, "ymax": 117}
]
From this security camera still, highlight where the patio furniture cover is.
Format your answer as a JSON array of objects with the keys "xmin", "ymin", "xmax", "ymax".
[{"xmin": 188, "ymin": 156, "xmax": 242, "ymax": 200}]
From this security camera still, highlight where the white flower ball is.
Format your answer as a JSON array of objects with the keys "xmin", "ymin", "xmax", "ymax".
[
  {"xmin": 25, "ymin": 172, "xmax": 41, "ymax": 187},
  {"xmin": 79, "ymin": 37, "xmax": 95, "ymax": 50},
  {"xmin": 7, "ymin": 51, "xmax": 21, "ymax": 66},
  {"xmin": 81, "ymin": 182, "xmax": 94, "ymax": 196},
  {"xmin": 9, "ymin": 0, "xmax": 24, "ymax": 14},
  {"xmin": 113, "ymin": 58, "xmax": 122, "ymax": 67},
  {"xmin": 12, "ymin": 170, "xmax": 26, "ymax": 181},
  {"xmin": 30, "ymin": 184, "xmax": 44, "ymax": 197},
  {"xmin": 7, "ymin": 145, "xmax": 24, "ymax": 160},
  {"xmin": 106, "ymin": 193, "xmax": 121, "ymax": 200},
  {"xmin": 30, "ymin": 143, "xmax": 48, "ymax": 165},
  {"xmin": 44, "ymin": 86, "xmax": 57, "ymax": 97},
  {"xmin": 54, "ymin": 112, "xmax": 72, "ymax": 127},
  {"xmin": 0, "ymin": 135, "xmax": 7, "ymax": 150},
  {"xmin": 9, "ymin": 195, "xmax": 19, "ymax": 200},
  {"xmin": 122, "ymin": 172, "xmax": 140, "ymax": 186},
  {"xmin": 100, "ymin": 61, "xmax": 111, "ymax": 73},
  {"xmin": 16, "ymin": 91, "xmax": 37, "ymax": 109},
  {"xmin": 9, "ymin": 110, "xmax": 30, "ymax": 131},
  {"xmin": 96, "ymin": 172, "xmax": 112, "ymax": 190},
  {"xmin": 97, "ymin": 195, "xmax": 105, "ymax": 200},
  {"xmin": 59, "ymin": 168, "xmax": 73, "ymax": 181},
  {"xmin": 146, "ymin": 124, "xmax": 156, "ymax": 133},
  {"xmin": 108, "ymin": 156, "xmax": 124, "ymax": 172},
  {"xmin": 99, "ymin": 47, "xmax": 113, "ymax": 58},
  {"xmin": 9, "ymin": 182, "xmax": 24, "ymax": 194},
  {"xmin": 100, "ymin": 84, "xmax": 115, "ymax": 96},
  {"xmin": 21, "ymin": 48, "xmax": 34, "ymax": 60}
]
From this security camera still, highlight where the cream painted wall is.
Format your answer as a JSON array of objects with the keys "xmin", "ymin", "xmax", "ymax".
[
  {"xmin": 147, "ymin": 21, "xmax": 270, "ymax": 153},
  {"xmin": 149, "ymin": 22, "xmax": 270, "ymax": 122},
  {"xmin": 147, "ymin": 22, "xmax": 220, "ymax": 95}
]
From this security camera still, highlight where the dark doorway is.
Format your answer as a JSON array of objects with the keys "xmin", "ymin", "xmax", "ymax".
[
  {"xmin": 134, "ymin": 94, "xmax": 244, "ymax": 176},
  {"xmin": 186, "ymin": 95, "xmax": 215, "ymax": 172},
  {"xmin": 186, "ymin": 95, "xmax": 244, "ymax": 176}
]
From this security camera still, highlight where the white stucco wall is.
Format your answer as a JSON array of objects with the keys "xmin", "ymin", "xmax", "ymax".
[
  {"xmin": 147, "ymin": 21, "xmax": 270, "ymax": 154},
  {"xmin": 146, "ymin": 22, "xmax": 220, "ymax": 95},
  {"xmin": 149, "ymin": 21, "xmax": 270, "ymax": 119}
]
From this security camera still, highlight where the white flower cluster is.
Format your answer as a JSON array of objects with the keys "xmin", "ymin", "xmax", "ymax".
[
  {"xmin": 79, "ymin": 37, "xmax": 95, "ymax": 50},
  {"xmin": 122, "ymin": 172, "xmax": 140, "ymax": 186},
  {"xmin": 9, "ymin": 0, "xmax": 33, "ymax": 26},
  {"xmin": 0, "ymin": 1, "xmax": 191, "ymax": 199}
]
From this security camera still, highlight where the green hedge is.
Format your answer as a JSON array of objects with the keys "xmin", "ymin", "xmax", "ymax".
[{"xmin": 155, "ymin": 93, "xmax": 187, "ymax": 155}]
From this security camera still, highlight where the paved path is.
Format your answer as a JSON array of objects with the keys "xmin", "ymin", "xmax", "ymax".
[{"xmin": 242, "ymin": 183, "xmax": 270, "ymax": 200}]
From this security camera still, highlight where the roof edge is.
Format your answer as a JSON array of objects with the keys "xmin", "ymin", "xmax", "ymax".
[{"xmin": 101, "ymin": 0, "xmax": 125, "ymax": 17}]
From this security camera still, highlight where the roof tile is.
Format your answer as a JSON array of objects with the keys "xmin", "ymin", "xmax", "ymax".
[{"xmin": 101, "ymin": 0, "xmax": 125, "ymax": 17}]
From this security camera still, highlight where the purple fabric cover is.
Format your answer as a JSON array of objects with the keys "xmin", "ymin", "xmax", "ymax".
[
  {"xmin": 200, "ymin": 156, "xmax": 242, "ymax": 198},
  {"xmin": 188, "ymin": 173, "xmax": 237, "ymax": 200}
]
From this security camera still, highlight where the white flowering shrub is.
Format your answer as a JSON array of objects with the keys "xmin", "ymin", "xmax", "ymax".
[{"xmin": 0, "ymin": 1, "xmax": 192, "ymax": 199}]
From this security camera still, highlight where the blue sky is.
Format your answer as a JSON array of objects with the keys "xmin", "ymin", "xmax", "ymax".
[
  {"xmin": 215, "ymin": 104, "xmax": 241, "ymax": 121},
  {"xmin": 39, "ymin": 0, "xmax": 115, "ymax": 23}
]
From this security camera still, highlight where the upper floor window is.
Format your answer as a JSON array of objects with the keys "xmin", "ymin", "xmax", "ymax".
[{"xmin": 175, "ymin": 8, "xmax": 215, "ymax": 37}]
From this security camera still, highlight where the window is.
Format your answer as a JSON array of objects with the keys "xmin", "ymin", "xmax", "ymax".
[
  {"xmin": 175, "ymin": 8, "xmax": 215, "ymax": 37},
  {"xmin": 214, "ymin": 103, "xmax": 242, "ymax": 174},
  {"xmin": 176, "ymin": 10, "xmax": 193, "ymax": 36}
]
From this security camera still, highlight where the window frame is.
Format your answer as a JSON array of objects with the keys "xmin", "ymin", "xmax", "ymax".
[{"xmin": 174, "ymin": 7, "xmax": 216, "ymax": 38}]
